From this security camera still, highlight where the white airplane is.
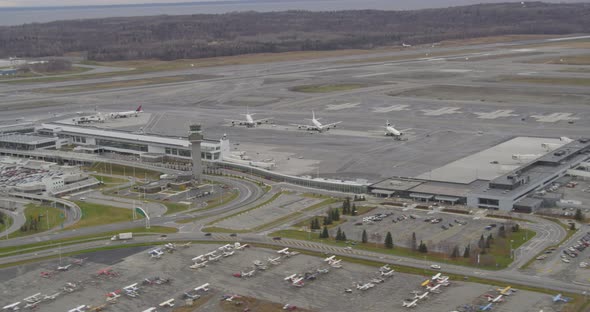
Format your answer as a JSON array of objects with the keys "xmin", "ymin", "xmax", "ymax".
[
  {"xmin": 414, "ymin": 292, "xmax": 429, "ymax": 300},
  {"xmin": 488, "ymin": 295, "xmax": 504, "ymax": 303},
  {"xmin": 227, "ymin": 108, "xmax": 271, "ymax": 128},
  {"xmin": 71, "ymin": 258, "xmax": 87, "ymax": 266},
  {"xmin": 242, "ymin": 269, "xmax": 256, "ymax": 277},
  {"xmin": 278, "ymin": 248, "xmax": 290, "ymax": 255},
  {"xmin": 426, "ymin": 284, "xmax": 441, "ymax": 292},
  {"xmin": 180, "ymin": 242, "xmax": 192, "ymax": 248},
  {"xmin": 222, "ymin": 250, "xmax": 235, "ymax": 257},
  {"xmin": 317, "ymin": 268, "xmax": 329, "ymax": 274},
  {"xmin": 381, "ymin": 269, "xmax": 395, "ymax": 277},
  {"xmin": 431, "ymin": 273, "xmax": 441, "ymax": 280},
  {"xmin": 195, "ymin": 283, "xmax": 210, "ymax": 292},
  {"xmin": 142, "ymin": 308, "xmax": 157, "ymax": 312},
  {"xmin": 253, "ymin": 260, "xmax": 265, "ymax": 267},
  {"xmin": 291, "ymin": 277, "xmax": 305, "ymax": 287},
  {"xmin": 285, "ymin": 251, "xmax": 300, "ymax": 257},
  {"xmin": 402, "ymin": 43, "xmax": 412, "ymax": 47},
  {"xmin": 384, "ymin": 120, "xmax": 403, "ymax": 139},
  {"xmin": 293, "ymin": 111, "xmax": 341, "ymax": 132},
  {"xmin": 370, "ymin": 278, "xmax": 385, "ymax": 284},
  {"xmin": 379, "ymin": 264, "xmax": 391, "ymax": 272},
  {"xmin": 2, "ymin": 302, "xmax": 20, "ymax": 311},
  {"xmin": 68, "ymin": 305, "xmax": 88, "ymax": 312},
  {"xmin": 268, "ymin": 256, "xmax": 281, "ymax": 265},
  {"xmin": 23, "ymin": 293, "xmax": 41, "ymax": 303},
  {"xmin": 189, "ymin": 261, "xmax": 208, "ymax": 269},
  {"xmin": 234, "ymin": 243, "xmax": 249, "ymax": 250},
  {"xmin": 402, "ymin": 299, "xmax": 418, "ymax": 308},
  {"xmin": 164, "ymin": 243, "xmax": 176, "ymax": 251},
  {"xmin": 124, "ymin": 283, "xmax": 139, "ymax": 292},
  {"xmin": 284, "ymin": 274, "xmax": 298, "ymax": 281},
  {"xmin": 24, "ymin": 302, "xmax": 40, "ymax": 310},
  {"xmin": 192, "ymin": 255, "xmax": 205, "ymax": 262},
  {"xmin": 159, "ymin": 298, "xmax": 175, "ymax": 307},
  {"xmin": 357, "ymin": 282, "xmax": 375, "ymax": 291},
  {"xmin": 330, "ymin": 259, "xmax": 342, "ymax": 268},
  {"xmin": 218, "ymin": 244, "xmax": 233, "ymax": 251},
  {"xmin": 109, "ymin": 105, "xmax": 143, "ymax": 118},
  {"xmin": 148, "ymin": 249, "xmax": 163, "ymax": 259},
  {"xmin": 43, "ymin": 292, "xmax": 61, "ymax": 300},
  {"xmin": 57, "ymin": 264, "xmax": 72, "ymax": 271},
  {"xmin": 324, "ymin": 255, "xmax": 336, "ymax": 262},
  {"xmin": 208, "ymin": 254, "xmax": 222, "ymax": 262}
]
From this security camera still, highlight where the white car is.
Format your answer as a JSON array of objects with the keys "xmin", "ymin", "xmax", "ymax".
[
  {"xmin": 562, "ymin": 258, "xmax": 571, "ymax": 264},
  {"xmin": 430, "ymin": 264, "xmax": 441, "ymax": 270}
]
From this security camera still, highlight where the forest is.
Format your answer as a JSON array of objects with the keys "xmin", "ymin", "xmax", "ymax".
[{"xmin": 0, "ymin": 2, "xmax": 589, "ymax": 61}]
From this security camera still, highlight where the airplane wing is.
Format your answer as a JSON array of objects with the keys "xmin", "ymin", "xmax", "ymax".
[
  {"xmin": 225, "ymin": 119, "xmax": 247, "ymax": 124},
  {"xmin": 254, "ymin": 117, "xmax": 273, "ymax": 124},
  {"xmin": 291, "ymin": 124, "xmax": 314, "ymax": 130},
  {"xmin": 322, "ymin": 121, "xmax": 342, "ymax": 129}
]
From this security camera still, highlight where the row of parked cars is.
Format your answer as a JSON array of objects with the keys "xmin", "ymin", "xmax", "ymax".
[{"xmin": 561, "ymin": 232, "xmax": 590, "ymax": 262}]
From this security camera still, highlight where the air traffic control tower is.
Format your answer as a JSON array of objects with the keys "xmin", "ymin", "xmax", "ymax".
[{"xmin": 188, "ymin": 124, "xmax": 203, "ymax": 183}]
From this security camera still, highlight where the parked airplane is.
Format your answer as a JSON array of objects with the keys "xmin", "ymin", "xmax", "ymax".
[
  {"xmin": 2, "ymin": 302, "xmax": 20, "ymax": 311},
  {"xmin": 426, "ymin": 284, "xmax": 441, "ymax": 292},
  {"xmin": 71, "ymin": 258, "xmax": 87, "ymax": 266},
  {"xmin": 242, "ymin": 269, "xmax": 256, "ymax": 277},
  {"xmin": 356, "ymin": 282, "xmax": 375, "ymax": 291},
  {"xmin": 431, "ymin": 273, "xmax": 442, "ymax": 280},
  {"xmin": 109, "ymin": 105, "xmax": 143, "ymax": 118},
  {"xmin": 379, "ymin": 264, "xmax": 392, "ymax": 272},
  {"xmin": 497, "ymin": 286, "xmax": 512, "ymax": 295},
  {"xmin": 402, "ymin": 43, "xmax": 412, "ymax": 47},
  {"xmin": 179, "ymin": 242, "xmax": 192, "ymax": 248},
  {"xmin": 57, "ymin": 264, "xmax": 72, "ymax": 271},
  {"xmin": 189, "ymin": 261, "xmax": 208, "ymax": 269},
  {"xmin": 96, "ymin": 268, "xmax": 117, "ymax": 277},
  {"xmin": 24, "ymin": 302, "xmax": 40, "ymax": 309},
  {"xmin": 222, "ymin": 294, "xmax": 242, "ymax": 302},
  {"xmin": 164, "ymin": 243, "xmax": 176, "ymax": 251},
  {"xmin": 218, "ymin": 244, "xmax": 233, "ymax": 251},
  {"xmin": 324, "ymin": 255, "xmax": 336, "ymax": 263},
  {"xmin": 142, "ymin": 308, "xmax": 157, "ymax": 312},
  {"xmin": 402, "ymin": 299, "xmax": 418, "ymax": 308},
  {"xmin": 488, "ymin": 295, "xmax": 504, "ymax": 303},
  {"xmin": 329, "ymin": 259, "xmax": 342, "ymax": 267},
  {"xmin": 480, "ymin": 303, "xmax": 493, "ymax": 311},
  {"xmin": 227, "ymin": 108, "xmax": 271, "ymax": 128},
  {"xmin": 68, "ymin": 305, "xmax": 88, "ymax": 312},
  {"xmin": 43, "ymin": 292, "xmax": 61, "ymax": 300},
  {"xmin": 384, "ymin": 120, "xmax": 403, "ymax": 139},
  {"xmin": 23, "ymin": 293, "xmax": 42, "ymax": 303},
  {"xmin": 317, "ymin": 268, "xmax": 329, "ymax": 274},
  {"xmin": 268, "ymin": 256, "xmax": 281, "ymax": 265},
  {"xmin": 159, "ymin": 298, "xmax": 175, "ymax": 307},
  {"xmin": 195, "ymin": 283, "xmax": 210, "ymax": 292},
  {"xmin": 234, "ymin": 242, "xmax": 249, "ymax": 250},
  {"xmin": 291, "ymin": 277, "xmax": 305, "ymax": 287},
  {"xmin": 414, "ymin": 292, "xmax": 429, "ymax": 300},
  {"xmin": 278, "ymin": 248, "xmax": 290, "ymax": 255},
  {"xmin": 222, "ymin": 250, "xmax": 235, "ymax": 257},
  {"xmin": 552, "ymin": 293, "xmax": 570, "ymax": 303},
  {"xmin": 148, "ymin": 249, "xmax": 164, "ymax": 259},
  {"xmin": 381, "ymin": 269, "xmax": 395, "ymax": 277},
  {"xmin": 293, "ymin": 111, "xmax": 341, "ymax": 132},
  {"xmin": 420, "ymin": 279, "xmax": 430, "ymax": 287},
  {"xmin": 285, "ymin": 274, "xmax": 298, "ymax": 281},
  {"xmin": 192, "ymin": 255, "xmax": 205, "ymax": 262},
  {"xmin": 40, "ymin": 271, "xmax": 53, "ymax": 278},
  {"xmin": 208, "ymin": 254, "xmax": 222, "ymax": 262}
]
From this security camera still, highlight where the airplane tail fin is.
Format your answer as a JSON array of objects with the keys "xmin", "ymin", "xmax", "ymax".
[{"xmin": 136, "ymin": 105, "xmax": 142, "ymax": 112}]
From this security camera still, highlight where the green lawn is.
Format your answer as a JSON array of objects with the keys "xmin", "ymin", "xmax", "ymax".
[
  {"xmin": 6, "ymin": 204, "xmax": 65, "ymax": 239},
  {"xmin": 88, "ymin": 163, "xmax": 161, "ymax": 180},
  {"xmin": 69, "ymin": 201, "xmax": 136, "ymax": 229},
  {"xmin": 162, "ymin": 202, "xmax": 190, "ymax": 215},
  {"xmin": 91, "ymin": 175, "xmax": 129, "ymax": 187},
  {"xmin": 291, "ymin": 83, "xmax": 367, "ymax": 93},
  {"xmin": 0, "ymin": 212, "xmax": 13, "ymax": 234},
  {"xmin": 270, "ymin": 228, "xmax": 535, "ymax": 270}
]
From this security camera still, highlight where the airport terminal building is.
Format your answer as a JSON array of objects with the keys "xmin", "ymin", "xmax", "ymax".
[{"xmin": 39, "ymin": 123, "xmax": 230, "ymax": 162}]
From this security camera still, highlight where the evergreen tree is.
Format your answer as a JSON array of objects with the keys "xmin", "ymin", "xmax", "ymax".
[
  {"xmin": 463, "ymin": 244, "xmax": 470, "ymax": 258},
  {"xmin": 333, "ymin": 208, "xmax": 340, "ymax": 221},
  {"xmin": 351, "ymin": 204, "xmax": 357, "ymax": 216},
  {"xmin": 512, "ymin": 224, "xmax": 520, "ymax": 232},
  {"xmin": 485, "ymin": 236, "xmax": 491, "ymax": 248},
  {"xmin": 411, "ymin": 232, "xmax": 417, "ymax": 251},
  {"xmin": 570, "ymin": 222, "xmax": 576, "ymax": 231},
  {"xmin": 418, "ymin": 241, "xmax": 428, "ymax": 253},
  {"xmin": 336, "ymin": 227, "xmax": 343, "ymax": 241},
  {"xmin": 341, "ymin": 231, "xmax": 347, "ymax": 241},
  {"xmin": 478, "ymin": 234, "xmax": 485, "ymax": 249},
  {"xmin": 575, "ymin": 208, "xmax": 584, "ymax": 222},
  {"xmin": 384, "ymin": 231, "xmax": 394, "ymax": 249},
  {"xmin": 361, "ymin": 229, "xmax": 368, "ymax": 243},
  {"xmin": 450, "ymin": 245, "xmax": 459, "ymax": 258},
  {"xmin": 323, "ymin": 213, "xmax": 332, "ymax": 226},
  {"xmin": 320, "ymin": 226, "xmax": 329, "ymax": 239}
]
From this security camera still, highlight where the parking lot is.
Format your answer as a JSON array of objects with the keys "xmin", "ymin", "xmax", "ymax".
[
  {"xmin": 336, "ymin": 206, "xmax": 509, "ymax": 254},
  {"xmin": 0, "ymin": 243, "xmax": 556, "ymax": 312}
]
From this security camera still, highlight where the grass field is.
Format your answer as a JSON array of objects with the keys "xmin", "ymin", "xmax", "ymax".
[
  {"xmin": 0, "ymin": 66, "xmax": 91, "ymax": 80},
  {"xmin": 91, "ymin": 174, "xmax": 129, "ymax": 188},
  {"xmin": 270, "ymin": 227, "xmax": 535, "ymax": 270},
  {"xmin": 162, "ymin": 202, "xmax": 190, "ymax": 215},
  {"xmin": 176, "ymin": 190, "xmax": 240, "ymax": 223},
  {"xmin": 88, "ymin": 162, "xmax": 160, "ymax": 180},
  {"xmin": 334, "ymin": 48, "xmax": 484, "ymax": 64},
  {"xmin": 0, "ymin": 212, "xmax": 12, "ymax": 234},
  {"xmin": 5, "ymin": 204, "xmax": 65, "ymax": 239},
  {"xmin": 291, "ymin": 83, "xmax": 367, "ymax": 93},
  {"xmin": 69, "ymin": 201, "xmax": 136, "ymax": 229},
  {"xmin": 502, "ymin": 76, "xmax": 590, "ymax": 87},
  {"xmin": 32, "ymin": 74, "xmax": 213, "ymax": 93},
  {"xmin": 293, "ymin": 205, "xmax": 376, "ymax": 228}
]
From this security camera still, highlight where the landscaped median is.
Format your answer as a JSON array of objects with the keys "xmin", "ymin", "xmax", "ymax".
[
  {"xmin": 0, "ymin": 226, "xmax": 178, "ymax": 258},
  {"xmin": 269, "ymin": 226, "xmax": 535, "ymax": 271}
]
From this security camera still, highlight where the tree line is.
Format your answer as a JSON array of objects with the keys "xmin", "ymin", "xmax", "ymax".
[{"xmin": 0, "ymin": 2, "xmax": 589, "ymax": 61}]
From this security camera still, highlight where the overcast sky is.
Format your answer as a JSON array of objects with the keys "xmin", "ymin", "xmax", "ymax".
[{"xmin": 1, "ymin": 0, "xmax": 588, "ymax": 8}]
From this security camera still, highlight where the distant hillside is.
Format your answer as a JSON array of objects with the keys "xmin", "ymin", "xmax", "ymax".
[{"xmin": 0, "ymin": 2, "xmax": 589, "ymax": 61}]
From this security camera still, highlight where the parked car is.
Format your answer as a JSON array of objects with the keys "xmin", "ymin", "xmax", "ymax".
[{"xmin": 430, "ymin": 264, "xmax": 441, "ymax": 270}]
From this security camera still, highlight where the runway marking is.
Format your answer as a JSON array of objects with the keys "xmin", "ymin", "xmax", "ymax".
[
  {"xmin": 474, "ymin": 110, "xmax": 518, "ymax": 119},
  {"xmin": 421, "ymin": 107, "xmax": 462, "ymax": 116},
  {"xmin": 373, "ymin": 104, "xmax": 410, "ymax": 113},
  {"xmin": 531, "ymin": 112, "xmax": 579, "ymax": 123},
  {"xmin": 354, "ymin": 72, "xmax": 390, "ymax": 78},
  {"xmin": 325, "ymin": 102, "xmax": 360, "ymax": 111},
  {"xmin": 439, "ymin": 69, "xmax": 472, "ymax": 73}
]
